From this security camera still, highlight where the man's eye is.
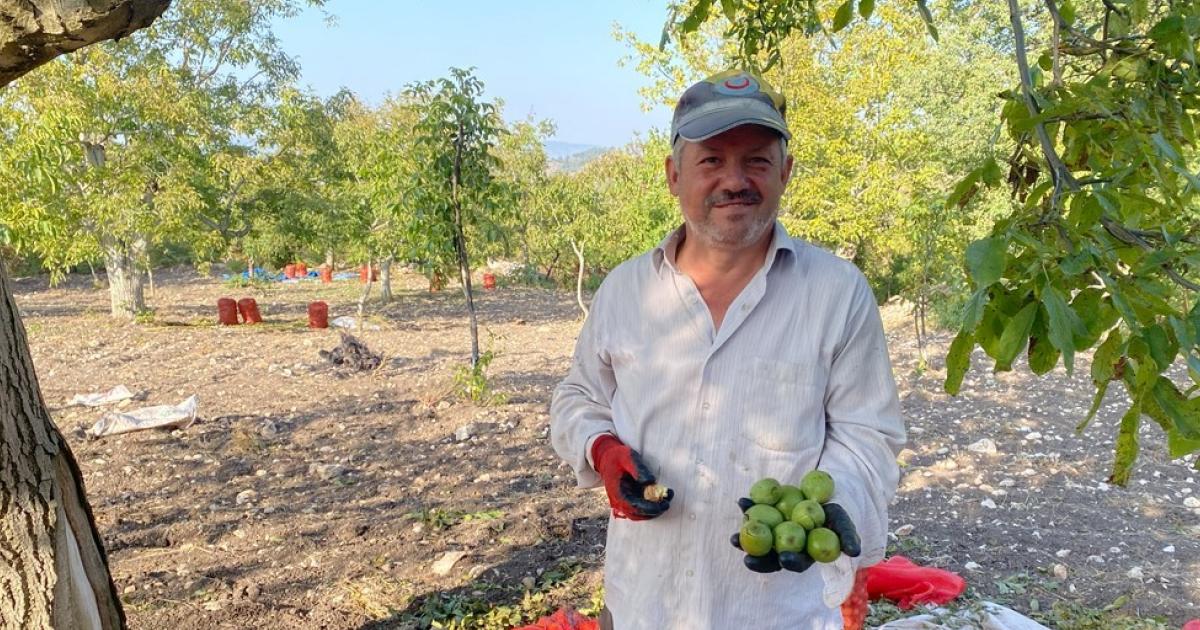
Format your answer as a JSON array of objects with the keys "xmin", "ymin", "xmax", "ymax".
[{"xmin": 700, "ymin": 157, "xmax": 720, "ymax": 164}]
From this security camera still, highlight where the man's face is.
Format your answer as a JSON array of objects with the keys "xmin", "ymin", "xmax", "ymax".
[{"xmin": 666, "ymin": 124, "xmax": 793, "ymax": 252}]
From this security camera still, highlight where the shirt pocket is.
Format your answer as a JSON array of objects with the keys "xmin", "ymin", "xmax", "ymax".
[{"xmin": 739, "ymin": 356, "xmax": 825, "ymax": 453}]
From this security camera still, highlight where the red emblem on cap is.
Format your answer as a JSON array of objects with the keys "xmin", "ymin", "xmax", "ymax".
[{"xmin": 724, "ymin": 77, "xmax": 751, "ymax": 90}]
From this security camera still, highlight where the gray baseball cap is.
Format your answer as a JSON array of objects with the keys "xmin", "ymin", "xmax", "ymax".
[{"xmin": 670, "ymin": 70, "xmax": 790, "ymax": 143}]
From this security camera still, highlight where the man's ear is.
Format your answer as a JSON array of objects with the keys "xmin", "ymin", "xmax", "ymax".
[
  {"xmin": 781, "ymin": 154, "xmax": 795, "ymax": 187},
  {"xmin": 665, "ymin": 155, "xmax": 680, "ymax": 196}
]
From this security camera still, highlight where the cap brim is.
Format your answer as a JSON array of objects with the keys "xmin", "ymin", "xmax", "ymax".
[{"xmin": 676, "ymin": 112, "xmax": 791, "ymax": 143}]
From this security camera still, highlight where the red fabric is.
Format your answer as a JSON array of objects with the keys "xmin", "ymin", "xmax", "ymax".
[
  {"xmin": 590, "ymin": 434, "xmax": 647, "ymax": 520},
  {"xmin": 841, "ymin": 569, "xmax": 870, "ymax": 629},
  {"xmin": 237, "ymin": 298, "xmax": 263, "ymax": 324},
  {"xmin": 308, "ymin": 301, "xmax": 329, "ymax": 329},
  {"xmin": 1182, "ymin": 620, "xmax": 1200, "ymax": 630},
  {"xmin": 514, "ymin": 607, "xmax": 598, "ymax": 630},
  {"xmin": 864, "ymin": 555, "xmax": 966, "ymax": 610},
  {"xmin": 217, "ymin": 298, "xmax": 239, "ymax": 325}
]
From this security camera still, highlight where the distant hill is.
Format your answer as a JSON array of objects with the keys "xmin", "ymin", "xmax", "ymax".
[
  {"xmin": 545, "ymin": 142, "xmax": 610, "ymax": 173},
  {"xmin": 544, "ymin": 141, "xmax": 598, "ymax": 159}
]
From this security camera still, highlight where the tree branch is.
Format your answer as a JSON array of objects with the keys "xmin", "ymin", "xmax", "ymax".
[
  {"xmin": 0, "ymin": 0, "xmax": 172, "ymax": 87},
  {"xmin": 1008, "ymin": 0, "xmax": 1079, "ymax": 216},
  {"xmin": 1100, "ymin": 215, "xmax": 1200, "ymax": 291}
]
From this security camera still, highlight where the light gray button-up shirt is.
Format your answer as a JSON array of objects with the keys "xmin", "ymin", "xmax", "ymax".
[{"xmin": 551, "ymin": 221, "xmax": 905, "ymax": 629}]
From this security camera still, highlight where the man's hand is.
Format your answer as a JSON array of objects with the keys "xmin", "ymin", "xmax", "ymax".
[
  {"xmin": 822, "ymin": 503, "xmax": 861, "ymax": 557},
  {"xmin": 591, "ymin": 434, "xmax": 673, "ymax": 520}
]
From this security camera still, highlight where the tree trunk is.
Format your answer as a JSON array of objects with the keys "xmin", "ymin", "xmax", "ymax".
[
  {"xmin": 324, "ymin": 250, "xmax": 334, "ymax": 269},
  {"xmin": 451, "ymin": 123, "xmax": 480, "ymax": 367},
  {"xmin": 570, "ymin": 239, "xmax": 588, "ymax": 318},
  {"xmin": 379, "ymin": 256, "xmax": 393, "ymax": 303},
  {"xmin": 356, "ymin": 259, "xmax": 374, "ymax": 334},
  {"xmin": 1, "ymin": 260, "xmax": 126, "ymax": 630},
  {"xmin": 1, "ymin": 3, "xmax": 168, "ymax": 629},
  {"xmin": 0, "ymin": 0, "xmax": 171, "ymax": 87},
  {"xmin": 454, "ymin": 222, "xmax": 480, "ymax": 366},
  {"xmin": 100, "ymin": 235, "xmax": 145, "ymax": 319}
]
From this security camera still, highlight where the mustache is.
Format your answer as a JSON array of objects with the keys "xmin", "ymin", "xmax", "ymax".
[{"xmin": 706, "ymin": 189, "xmax": 763, "ymax": 207}]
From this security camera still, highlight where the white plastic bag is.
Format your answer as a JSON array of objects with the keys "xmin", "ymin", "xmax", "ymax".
[
  {"xmin": 69, "ymin": 385, "xmax": 134, "ymax": 407},
  {"xmin": 87, "ymin": 395, "xmax": 198, "ymax": 438}
]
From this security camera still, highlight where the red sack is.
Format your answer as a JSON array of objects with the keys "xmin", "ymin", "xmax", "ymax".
[
  {"xmin": 307, "ymin": 301, "xmax": 328, "ymax": 329},
  {"xmin": 513, "ymin": 607, "xmax": 598, "ymax": 630},
  {"xmin": 841, "ymin": 569, "xmax": 870, "ymax": 630},
  {"xmin": 217, "ymin": 298, "xmax": 239, "ymax": 325},
  {"xmin": 237, "ymin": 297, "xmax": 263, "ymax": 324},
  {"xmin": 1182, "ymin": 620, "xmax": 1200, "ymax": 630},
  {"xmin": 864, "ymin": 555, "xmax": 966, "ymax": 610}
]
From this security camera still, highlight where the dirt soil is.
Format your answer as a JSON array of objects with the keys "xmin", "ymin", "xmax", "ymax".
[{"xmin": 11, "ymin": 267, "xmax": 1200, "ymax": 629}]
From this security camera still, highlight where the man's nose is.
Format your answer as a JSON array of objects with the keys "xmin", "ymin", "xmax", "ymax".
[{"xmin": 717, "ymin": 162, "xmax": 751, "ymax": 191}]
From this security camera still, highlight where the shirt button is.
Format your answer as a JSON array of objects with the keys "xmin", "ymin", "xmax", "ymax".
[
  {"xmin": 742, "ymin": 304, "xmax": 751, "ymax": 311},
  {"xmin": 686, "ymin": 569, "xmax": 694, "ymax": 577},
  {"xmin": 701, "ymin": 402, "xmax": 711, "ymax": 411},
  {"xmin": 689, "ymin": 513, "xmax": 697, "ymax": 520}
]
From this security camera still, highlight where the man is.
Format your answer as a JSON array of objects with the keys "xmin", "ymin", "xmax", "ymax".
[{"xmin": 550, "ymin": 70, "xmax": 905, "ymax": 629}]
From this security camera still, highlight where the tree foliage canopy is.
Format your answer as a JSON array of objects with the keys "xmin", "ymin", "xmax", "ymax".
[{"xmin": 666, "ymin": 0, "xmax": 1200, "ymax": 481}]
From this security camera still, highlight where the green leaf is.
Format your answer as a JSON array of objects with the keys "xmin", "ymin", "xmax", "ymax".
[
  {"xmin": 1176, "ymin": 315, "xmax": 1198, "ymax": 354},
  {"xmin": 1144, "ymin": 325, "xmax": 1176, "ymax": 371},
  {"xmin": 1092, "ymin": 329, "xmax": 1124, "ymax": 385},
  {"xmin": 1028, "ymin": 335, "xmax": 1060, "ymax": 375},
  {"xmin": 995, "ymin": 301, "xmax": 1038, "ymax": 371},
  {"xmin": 1153, "ymin": 378, "xmax": 1200, "ymax": 439},
  {"xmin": 1059, "ymin": 250, "xmax": 1092, "ymax": 276},
  {"xmin": 965, "ymin": 237, "xmax": 1007, "ymax": 289},
  {"xmin": 858, "ymin": 0, "xmax": 874, "ymax": 19},
  {"xmin": 1037, "ymin": 52, "xmax": 1053, "ymax": 72},
  {"xmin": 1067, "ymin": 194, "xmax": 1102, "ymax": 229},
  {"xmin": 832, "ymin": 0, "xmax": 854, "ymax": 32},
  {"xmin": 1149, "ymin": 15, "xmax": 1185, "ymax": 46},
  {"xmin": 1108, "ymin": 403, "xmax": 1141, "ymax": 486},
  {"xmin": 946, "ymin": 169, "xmax": 981, "ymax": 208},
  {"xmin": 961, "ymin": 287, "xmax": 989, "ymax": 331},
  {"xmin": 1151, "ymin": 131, "xmax": 1182, "ymax": 163},
  {"xmin": 1070, "ymin": 288, "xmax": 1116, "ymax": 349},
  {"xmin": 980, "ymin": 157, "xmax": 1003, "ymax": 186},
  {"xmin": 1167, "ymin": 430, "xmax": 1200, "ymax": 459},
  {"xmin": 1060, "ymin": 0, "xmax": 1076, "ymax": 25},
  {"xmin": 944, "ymin": 330, "xmax": 973, "ymax": 395},
  {"xmin": 1042, "ymin": 286, "xmax": 1082, "ymax": 373},
  {"xmin": 1076, "ymin": 380, "xmax": 1109, "ymax": 434},
  {"xmin": 1099, "ymin": 273, "xmax": 1141, "ymax": 326},
  {"xmin": 720, "ymin": 0, "xmax": 739, "ymax": 22},
  {"xmin": 681, "ymin": 0, "xmax": 714, "ymax": 33}
]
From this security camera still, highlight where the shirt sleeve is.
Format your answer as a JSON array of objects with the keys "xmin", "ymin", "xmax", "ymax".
[
  {"xmin": 818, "ymin": 274, "xmax": 906, "ymax": 568},
  {"xmin": 550, "ymin": 283, "xmax": 619, "ymax": 489}
]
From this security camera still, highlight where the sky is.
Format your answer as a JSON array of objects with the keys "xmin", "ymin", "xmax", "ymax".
[{"xmin": 271, "ymin": 1, "xmax": 676, "ymax": 148}]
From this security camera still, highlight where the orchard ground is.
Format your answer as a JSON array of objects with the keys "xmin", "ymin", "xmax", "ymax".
[{"xmin": 13, "ymin": 267, "xmax": 1199, "ymax": 629}]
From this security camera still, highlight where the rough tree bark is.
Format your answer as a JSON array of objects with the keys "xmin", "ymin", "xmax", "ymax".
[
  {"xmin": 1, "ymin": 259, "xmax": 126, "ymax": 629},
  {"xmin": 100, "ymin": 234, "xmax": 146, "ymax": 319},
  {"xmin": 1, "ymin": 2, "xmax": 172, "ymax": 628},
  {"xmin": 0, "ymin": 1, "xmax": 170, "ymax": 86}
]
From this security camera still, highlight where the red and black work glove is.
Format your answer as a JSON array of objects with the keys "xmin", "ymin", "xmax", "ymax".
[{"xmin": 591, "ymin": 434, "xmax": 673, "ymax": 520}]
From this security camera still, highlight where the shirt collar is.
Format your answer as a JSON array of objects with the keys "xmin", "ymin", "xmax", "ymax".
[{"xmin": 652, "ymin": 220, "xmax": 797, "ymax": 277}]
